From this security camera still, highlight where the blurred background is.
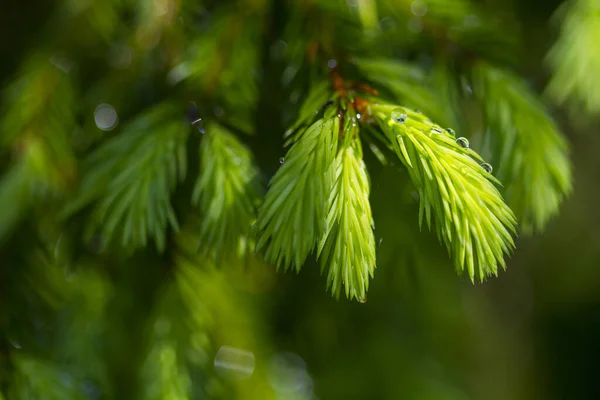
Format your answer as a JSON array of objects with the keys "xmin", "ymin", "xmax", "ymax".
[{"xmin": 1, "ymin": 0, "xmax": 600, "ymax": 399}]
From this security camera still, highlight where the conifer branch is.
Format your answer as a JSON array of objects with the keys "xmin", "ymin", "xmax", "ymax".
[
  {"xmin": 546, "ymin": 0, "xmax": 600, "ymax": 114},
  {"xmin": 0, "ymin": 59, "xmax": 76, "ymax": 240},
  {"xmin": 257, "ymin": 93, "xmax": 378, "ymax": 299},
  {"xmin": 472, "ymin": 62, "xmax": 572, "ymax": 232},
  {"xmin": 370, "ymin": 103, "xmax": 516, "ymax": 281},
  {"xmin": 192, "ymin": 122, "xmax": 261, "ymax": 260},
  {"xmin": 318, "ymin": 119, "xmax": 376, "ymax": 300},
  {"xmin": 65, "ymin": 103, "xmax": 188, "ymax": 252},
  {"xmin": 255, "ymin": 112, "xmax": 339, "ymax": 271}
]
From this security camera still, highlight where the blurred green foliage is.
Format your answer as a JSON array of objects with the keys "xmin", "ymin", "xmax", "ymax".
[{"xmin": 1, "ymin": 0, "xmax": 600, "ymax": 399}]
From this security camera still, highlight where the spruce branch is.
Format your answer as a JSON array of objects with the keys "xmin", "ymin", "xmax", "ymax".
[
  {"xmin": 65, "ymin": 103, "xmax": 188, "ymax": 252},
  {"xmin": 0, "ymin": 140, "xmax": 66, "ymax": 241},
  {"xmin": 0, "ymin": 59, "xmax": 76, "ymax": 240},
  {"xmin": 172, "ymin": 7, "xmax": 263, "ymax": 133},
  {"xmin": 318, "ymin": 119, "xmax": 376, "ymax": 300},
  {"xmin": 472, "ymin": 62, "xmax": 572, "ymax": 233},
  {"xmin": 546, "ymin": 0, "xmax": 600, "ymax": 114},
  {"xmin": 255, "ymin": 112, "xmax": 339, "ymax": 271},
  {"xmin": 192, "ymin": 122, "xmax": 261, "ymax": 260},
  {"xmin": 370, "ymin": 103, "xmax": 516, "ymax": 281},
  {"xmin": 257, "ymin": 91, "xmax": 378, "ymax": 300}
]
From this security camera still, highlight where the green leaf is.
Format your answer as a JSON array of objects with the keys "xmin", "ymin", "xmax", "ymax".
[
  {"xmin": 192, "ymin": 122, "xmax": 261, "ymax": 260},
  {"xmin": 371, "ymin": 103, "xmax": 516, "ymax": 281},
  {"xmin": 473, "ymin": 62, "xmax": 572, "ymax": 233}
]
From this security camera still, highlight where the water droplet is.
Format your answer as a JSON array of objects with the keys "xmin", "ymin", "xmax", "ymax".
[
  {"xmin": 410, "ymin": 0, "xmax": 428, "ymax": 17},
  {"xmin": 431, "ymin": 127, "xmax": 442, "ymax": 135},
  {"xmin": 214, "ymin": 346, "xmax": 255, "ymax": 380},
  {"xmin": 378, "ymin": 238, "xmax": 383, "ymax": 246},
  {"xmin": 327, "ymin": 59, "xmax": 337, "ymax": 69},
  {"xmin": 191, "ymin": 118, "xmax": 205, "ymax": 133},
  {"xmin": 359, "ymin": 296, "xmax": 367, "ymax": 303},
  {"xmin": 415, "ymin": 109, "xmax": 422, "ymax": 114},
  {"xmin": 456, "ymin": 137, "xmax": 469, "ymax": 148},
  {"xmin": 446, "ymin": 128, "xmax": 456, "ymax": 137},
  {"xmin": 279, "ymin": 157, "xmax": 285, "ymax": 164},
  {"xmin": 391, "ymin": 110, "xmax": 407, "ymax": 123},
  {"xmin": 481, "ymin": 162, "xmax": 493, "ymax": 173},
  {"xmin": 94, "ymin": 104, "xmax": 118, "ymax": 131},
  {"xmin": 268, "ymin": 352, "xmax": 310, "ymax": 394},
  {"xmin": 356, "ymin": 113, "xmax": 361, "ymax": 120}
]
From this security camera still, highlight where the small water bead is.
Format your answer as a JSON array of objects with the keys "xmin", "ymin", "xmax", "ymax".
[
  {"xmin": 446, "ymin": 128, "xmax": 455, "ymax": 137},
  {"xmin": 214, "ymin": 346, "xmax": 255, "ymax": 380},
  {"xmin": 391, "ymin": 110, "xmax": 407, "ymax": 123},
  {"xmin": 356, "ymin": 113, "xmax": 361, "ymax": 120},
  {"xmin": 279, "ymin": 157, "xmax": 285, "ymax": 164},
  {"xmin": 94, "ymin": 104, "xmax": 118, "ymax": 131},
  {"xmin": 359, "ymin": 296, "xmax": 367, "ymax": 303},
  {"xmin": 191, "ymin": 118, "xmax": 205, "ymax": 133},
  {"xmin": 431, "ymin": 127, "xmax": 443, "ymax": 135},
  {"xmin": 456, "ymin": 137, "xmax": 469, "ymax": 148},
  {"xmin": 480, "ymin": 162, "xmax": 493, "ymax": 173}
]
